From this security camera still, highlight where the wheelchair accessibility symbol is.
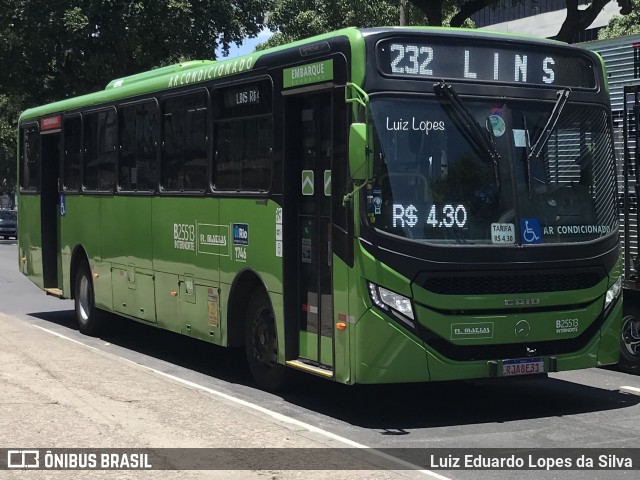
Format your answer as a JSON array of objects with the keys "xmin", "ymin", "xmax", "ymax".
[{"xmin": 520, "ymin": 218, "xmax": 541, "ymax": 244}]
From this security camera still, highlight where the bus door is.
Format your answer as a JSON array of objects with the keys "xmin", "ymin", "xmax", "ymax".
[
  {"xmin": 40, "ymin": 117, "xmax": 62, "ymax": 292},
  {"xmin": 286, "ymin": 91, "xmax": 335, "ymax": 373}
]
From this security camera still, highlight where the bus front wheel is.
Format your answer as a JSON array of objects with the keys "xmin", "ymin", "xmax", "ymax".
[
  {"xmin": 74, "ymin": 264, "xmax": 104, "ymax": 336},
  {"xmin": 620, "ymin": 314, "xmax": 640, "ymax": 372},
  {"xmin": 245, "ymin": 291, "xmax": 289, "ymax": 391}
]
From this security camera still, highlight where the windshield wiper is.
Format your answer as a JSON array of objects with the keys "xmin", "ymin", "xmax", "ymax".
[
  {"xmin": 528, "ymin": 88, "xmax": 571, "ymax": 162},
  {"xmin": 522, "ymin": 113, "xmax": 532, "ymax": 196},
  {"xmin": 434, "ymin": 81, "xmax": 501, "ymax": 190}
]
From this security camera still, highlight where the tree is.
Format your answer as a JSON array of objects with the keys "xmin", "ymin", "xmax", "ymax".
[
  {"xmin": 260, "ymin": 1, "xmax": 635, "ymax": 51},
  {"xmin": 0, "ymin": 0, "xmax": 271, "ymax": 193},
  {"xmin": 598, "ymin": 0, "xmax": 640, "ymax": 39},
  {"xmin": 258, "ymin": 0, "xmax": 400, "ymax": 49},
  {"xmin": 556, "ymin": 0, "xmax": 633, "ymax": 42},
  {"xmin": 258, "ymin": 0, "xmax": 472, "ymax": 50},
  {"xmin": 411, "ymin": 1, "xmax": 633, "ymax": 42},
  {"xmin": 0, "ymin": 1, "xmax": 272, "ymax": 106},
  {"xmin": 0, "ymin": 95, "xmax": 22, "ymax": 199}
]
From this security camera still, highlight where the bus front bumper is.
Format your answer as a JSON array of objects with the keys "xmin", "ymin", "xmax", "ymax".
[{"xmin": 352, "ymin": 298, "xmax": 622, "ymax": 384}]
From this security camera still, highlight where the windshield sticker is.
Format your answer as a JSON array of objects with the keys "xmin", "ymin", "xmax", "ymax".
[
  {"xmin": 488, "ymin": 115, "xmax": 506, "ymax": 137},
  {"xmin": 491, "ymin": 223, "xmax": 515, "ymax": 244},
  {"xmin": 373, "ymin": 187, "xmax": 382, "ymax": 215},
  {"xmin": 512, "ymin": 129, "xmax": 529, "ymax": 148},
  {"xmin": 385, "ymin": 117, "xmax": 445, "ymax": 135},
  {"xmin": 543, "ymin": 225, "xmax": 612, "ymax": 236},
  {"xmin": 59, "ymin": 193, "xmax": 66, "ymax": 217},
  {"xmin": 521, "ymin": 219, "xmax": 542, "ymax": 244}
]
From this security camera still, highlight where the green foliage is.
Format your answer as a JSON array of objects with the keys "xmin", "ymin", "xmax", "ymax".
[
  {"xmin": 0, "ymin": 0, "xmax": 271, "ymax": 194},
  {"xmin": 0, "ymin": 95, "xmax": 22, "ymax": 195},
  {"xmin": 257, "ymin": 0, "xmax": 479, "ymax": 51},
  {"xmin": 258, "ymin": 0, "xmax": 401, "ymax": 49},
  {"xmin": 0, "ymin": 0, "xmax": 271, "ymax": 104},
  {"xmin": 598, "ymin": 0, "xmax": 640, "ymax": 39}
]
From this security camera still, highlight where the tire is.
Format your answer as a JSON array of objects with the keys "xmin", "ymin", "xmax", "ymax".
[
  {"xmin": 74, "ymin": 263, "xmax": 104, "ymax": 336},
  {"xmin": 2, "ymin": 235, "xmax": 7, "ymax": 240},
  {"xmin": 245, "ymin": 290, "xmax": 289, "ymax": 391},
  {"xmin": 620, "ymin": 314, "xmax": 640, "ymax": 372}
]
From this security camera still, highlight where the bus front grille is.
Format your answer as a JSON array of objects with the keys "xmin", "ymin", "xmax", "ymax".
[{"xmin": 417, "ymin": 268, "xmax": 605, "ymax": 295}]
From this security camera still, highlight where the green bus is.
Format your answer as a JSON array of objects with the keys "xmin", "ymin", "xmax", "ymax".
[{"xmin": 17, "ymin": 27, "xmax": 622, "ymax": 390}]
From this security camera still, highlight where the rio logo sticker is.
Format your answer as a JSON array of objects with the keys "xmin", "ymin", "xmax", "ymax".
[
  {"xmin": 233, "ymin": 224, "xmax": 249, "ymax": 245},
  {"xmin": 233, "ymin": 223, "xmax": 249, "ymax": 263}
]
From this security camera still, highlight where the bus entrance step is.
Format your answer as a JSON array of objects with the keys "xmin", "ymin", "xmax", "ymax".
[
  {"xmin": 44, "ymin": 288, "xmax": 64, "ymax": 298},
  {"xmin": 286, "ymin": 359, "xmax": 334, "ymax": 378}
]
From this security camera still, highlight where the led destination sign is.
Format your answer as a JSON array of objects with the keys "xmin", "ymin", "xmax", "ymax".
[{"xmin": 377, "ymin": 39, "xmax": 596, "ymax": 88}]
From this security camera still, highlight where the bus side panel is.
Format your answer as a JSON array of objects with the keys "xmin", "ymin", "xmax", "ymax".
[
  {"xmin": 151, "ymin": 196, "xmax": 220, "ymax": 336},
  {"xmin": 60, "ymin": 196, "xmax": 107, "ymax": 307},
  {"xmin": 18, "ymin": 194, "xmax": 43, "ymax": 288},
  {"xmin": 354, "ymin": 309, "xmax": 430, "ymax": 383},
  {"xmin": 597, "ymin": 299, "xmax": 622, "ymax": 366},
  {"xmin": 101, "ymin": 196, "xmax": 153, "ymax": 270},
  {"xmin": 218, "ymin": 198, "xmax": 283, "ymax": 295},
  {"xmin": 218, "ymin": 198, "xmax": 284, "ymax": 353},
  {"xmin": 332, "ymin": 255, "xmax": 351, "ymax": 383},
  {"xmin": 101, "ymin": 196, "xmax": 154, "ymax": 322}
]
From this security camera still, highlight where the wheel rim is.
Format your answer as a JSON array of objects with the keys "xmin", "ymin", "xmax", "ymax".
[
  {"xmin": 78, "ymin": 274, "xmax": 91, "ymax": 325},
  {"xmin": 249, "ymin": 306, "xmax": 277, "ymax": 367},
  {"xmin": 622, "ymin": 315, "xmax": 640, "ymax": 359}
]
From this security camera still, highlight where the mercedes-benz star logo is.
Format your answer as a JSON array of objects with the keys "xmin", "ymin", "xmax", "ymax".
[{"xmin": 515, "ymin": 320, "xmax": 531, "ymax": 338}]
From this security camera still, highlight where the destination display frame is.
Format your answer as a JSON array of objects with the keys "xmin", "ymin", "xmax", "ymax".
[{"xmin": 375, "ymin": 36, "xmax": 598, "ymax": 89}]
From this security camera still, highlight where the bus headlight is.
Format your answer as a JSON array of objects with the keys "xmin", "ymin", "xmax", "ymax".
[
  {"xmin": 368, "ymin": 282, "xmax": 414, "ymax": 322},
  {"xmin": 605, "ymin": 276, "xmax": 622, "ymax": 310}
]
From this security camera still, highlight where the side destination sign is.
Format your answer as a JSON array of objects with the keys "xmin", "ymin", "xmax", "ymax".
[{"xmin": 284, "ymin": 60, "xmax": 333, "ymax": 88}]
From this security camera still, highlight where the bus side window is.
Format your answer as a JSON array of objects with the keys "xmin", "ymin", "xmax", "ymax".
[
  {"xmin": 20, "ymin": 125, "xmax": 40, "ymax": 191},
  {"xmin": 63, "ymin": 116, "xmax": 82, "ymax": 191},
  {"xmin": 214, "ymin": 119, "xmax": 243, "ymax": 190},
  {"xmin": 161, "ymin": 91, "xmax": 208, "ymax": 192},
  {"xmin": 119, "ymin": 101, "xmax": 158, "ymax": 191},
  {"xmin": 83, "ymin": 109, "xmax": 116, "ymax": 192},
  {"xmin": 212, "ymin": 78, "xmax": 273, "ymax": 192}
]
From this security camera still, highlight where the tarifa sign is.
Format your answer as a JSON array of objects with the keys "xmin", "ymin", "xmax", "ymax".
[
  {"xmin": 167, "ymin": 56, "xmax": 257, "ymax": 88},
  {"xmin": 284, "ymin": 60, "xmax": 334, "ymax": 88}
]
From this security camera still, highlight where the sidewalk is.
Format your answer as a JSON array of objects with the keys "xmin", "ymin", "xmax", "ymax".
[{"xmin": 0, "ymin": 312, "xmax": 422, "ymax": 479}]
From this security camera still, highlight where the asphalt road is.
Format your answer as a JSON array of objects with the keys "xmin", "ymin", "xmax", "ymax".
[{"xmin": 1, "ymin": 239, "xmax": 639, "ymax": 480}]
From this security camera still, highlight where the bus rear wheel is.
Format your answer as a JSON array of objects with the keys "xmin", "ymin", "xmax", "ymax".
[
  {"xmin": 245, "ymin": 291, "xmax": 289, "ymax": 391},
  {"xmin": 74, "ymin": 264, "xmax": 104, "ymax": 336},
  {"xmin": 620, "ymin": 314, "xmax": 640, "ymax": 372}
]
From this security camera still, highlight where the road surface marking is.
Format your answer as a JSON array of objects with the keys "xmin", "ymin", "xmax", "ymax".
[
  {"xmin": 620, "ymin": 386, "xmax": 640, "ymax": 395},
  {"xmin": 31, "ymin": 323, "xmax": 450, "ymax": 479}
]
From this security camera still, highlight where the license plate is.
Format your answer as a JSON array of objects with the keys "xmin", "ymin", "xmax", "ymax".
[{"xmin": 502, "ymin": 357, "xmax": 544, "ymax": 377}]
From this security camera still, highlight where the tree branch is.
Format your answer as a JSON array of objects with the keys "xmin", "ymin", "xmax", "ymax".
[
  {"xmin": 450, "ymin": 0, "xmax": 491, "ymax": 28},
  {"xmin": 556, "ymin": 0, "xmax": 612, "ymax": 42},
  {"xmin": 410, "ymin": 0, "xmax": 444, "ymax": 26}
]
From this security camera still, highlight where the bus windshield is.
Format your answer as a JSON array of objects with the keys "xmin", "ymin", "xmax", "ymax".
[{"xmin": 368, "ymin": 96, "xmax": 618, "ymax": 245}]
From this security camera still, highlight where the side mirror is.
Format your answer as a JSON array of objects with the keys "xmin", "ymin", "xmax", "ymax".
[{"xmin": 349, "ymin": 123, "xmax": 370, "ymax": 181}]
